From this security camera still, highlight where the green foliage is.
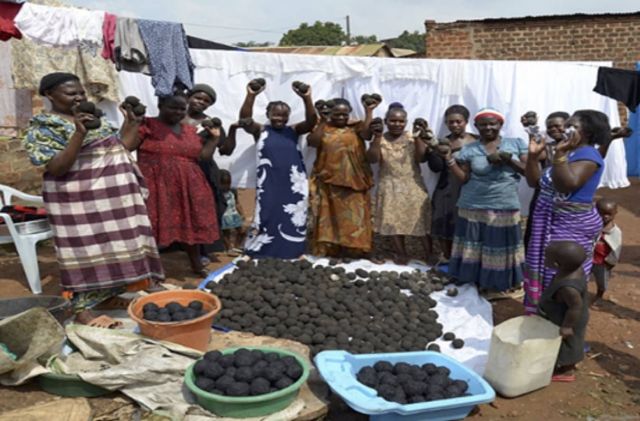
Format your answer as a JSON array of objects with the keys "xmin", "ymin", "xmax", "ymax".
[
  {"xmin": 352, "ymin": 34, "xmax": 378, "ymax": 44},
  {"xmin": 386, "ymin": 30, "xmax": 425, "ymax": 54},
  {"xmin": 279, "ymin": 21, "xmax": 346, "ymax": 46},
  {"xmin": 234, "ymin": 41, "xmax": 272, "ymax": 48}
]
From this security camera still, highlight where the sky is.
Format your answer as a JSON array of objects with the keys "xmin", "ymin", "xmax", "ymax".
[{"xmin": 66, "ymin": 0, "xmax": 640, "ymax": 46}]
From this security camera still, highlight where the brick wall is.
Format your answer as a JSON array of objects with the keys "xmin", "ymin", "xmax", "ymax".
[{"xmin": 424, "ymin": 13, "xmax": 640, "ymax": 122}]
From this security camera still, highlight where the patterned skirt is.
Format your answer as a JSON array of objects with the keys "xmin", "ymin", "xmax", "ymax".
[
  {"xmin": 449, "ymin": 208, "xmax": 525, "ymax": 291},
  {"xmin": 523, "ymin": 189, "xmax": 602, "ymax": 314},
  {"xmin": 309, "ymin": 178, "xmax": 372, "ymax": 256},
  {"xmin": 43, "ymin": 135, "xmax": 164, "ymax": 293}
]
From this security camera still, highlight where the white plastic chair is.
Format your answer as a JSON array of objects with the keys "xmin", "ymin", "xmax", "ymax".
[{"xmin": 0, "ymin": 184, "xmax": 54, "ymax": 294}]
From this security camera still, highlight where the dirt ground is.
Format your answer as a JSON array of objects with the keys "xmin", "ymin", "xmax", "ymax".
[{"xmin": 0, "ymin": 182, "xmax": 639, "ymax": 420}]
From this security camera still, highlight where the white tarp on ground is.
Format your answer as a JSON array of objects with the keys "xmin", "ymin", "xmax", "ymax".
[
  {"xmin": 203, "ymin": 258, "xmax": 494, "ymax": 375},
  {"xmin": 110, "ymin": 51, "xmax": 628, "ymax": 212}
]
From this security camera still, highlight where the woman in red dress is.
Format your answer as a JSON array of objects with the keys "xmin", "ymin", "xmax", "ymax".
[{"xmin": 134, "ymin": 93, "xmax": 221, "ymax": 276}]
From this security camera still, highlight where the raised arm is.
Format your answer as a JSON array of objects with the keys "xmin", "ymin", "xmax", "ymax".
[
  {"xmin": 525, "ymin": 134, "xmax": 546, "ymax": 187},
  {"xmin": 307, "ymin": 122, "xmax": 326, "ymax": 148},
  {"xmin": 357, "ymin": 99, "xmax": 379, "ymax": 140},
  {"xmin": 219, "ymin": 123, "xmax": 238, "ymax": 156},
  {"xmin": 413, "ymin": 136, "xmax": 430, "ymax": 164},
  {"xmin": 118, "ymin": 105, "xmax": 144, "ymax": 151},
  {"xmin": 366, "ymin": 120, "xmax": 384, "ymax": 163},
  {"xmin": 239, "ymin": 82, "xmax": 263, "ymax": 140},
  {"xmin": 199, "ymin": 126, "xmax": 221, "ymax": 162},
  {"xmin": 442, "ymin": 147, "xmax": 469, "ymax": 183},
  {"xmin": 45, "ymin": 112, "xmax": 92, "ymax": 176},
  {"xmin": 551, "ymin": 136, "xmax": 599, "ymax": 194},
  {"xmin": 293, "ymin": 84, "xmax": 318, "ymax": 135}
]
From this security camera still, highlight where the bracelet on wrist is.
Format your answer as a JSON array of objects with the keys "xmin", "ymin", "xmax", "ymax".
[
  {"xmin": 446, "ymin": 158, "xmax": 456, "ymax": 167},
  {"xmin": 553, "ymin": 155, "xmax": 568, "ymax": 165}
]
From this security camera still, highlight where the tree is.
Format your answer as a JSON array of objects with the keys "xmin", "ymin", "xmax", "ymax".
[
  {"xmin": 386, "ymin": 30, "xmax": 425, "ymax": 54},
  {"xmin": 234, "ymin": 41, "xmax": 272, "ymax": 48},
  {"xmin": 279, "ymin": 21, "xmax": 346, "ymax": 46},
  {"xmin": 352, "ymin": 34, "xmax": 378, "ymax": 44}
]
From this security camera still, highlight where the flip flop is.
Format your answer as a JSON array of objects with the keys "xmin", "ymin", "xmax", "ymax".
[
  {"xmin": 552, "ymin": 374, "xmax": 576, "ymax": 382},
  {"xmin": 482, "ymin": 288, "xmax": 525, "ymax": 301},
  {"xmin": 87, "ymin": 315, "xmax": 123, "ymax": 329}
]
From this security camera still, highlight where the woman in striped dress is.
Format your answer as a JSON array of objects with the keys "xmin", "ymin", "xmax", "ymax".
[{"xmin": 523, "ymin": 110, "xmax": 608, "ymax": 314}]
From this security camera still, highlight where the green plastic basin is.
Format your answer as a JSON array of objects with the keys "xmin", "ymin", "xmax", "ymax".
[
  {"xmin": 184, "ymin": 346, "xmax": 310, "ymax": 418},
  {"xmin": 37, "ymin": 372, "xmax": 110, "ymax": 397}
]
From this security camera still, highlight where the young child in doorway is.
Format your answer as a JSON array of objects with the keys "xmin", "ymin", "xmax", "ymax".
[
  {"xmin": 538, "ymin": 240, "xmax": 590, "ymax": 382},
  {"xmin": 592, "ymin": 198, "xmax": 622, "ymax": 304},
  {"xmin": 219, "ymin": 169, "xmax": 244, "ymax": 256}
]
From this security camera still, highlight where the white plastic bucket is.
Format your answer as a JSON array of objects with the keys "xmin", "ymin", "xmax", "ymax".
[{"xmin": 483, "ymin": 315, "xmax": 562, "ymax": 397}]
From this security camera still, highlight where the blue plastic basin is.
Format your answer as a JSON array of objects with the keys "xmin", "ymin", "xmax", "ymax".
[{"xmin": 315, "ymin": 350, "xmax": 495, "ymax": 421}]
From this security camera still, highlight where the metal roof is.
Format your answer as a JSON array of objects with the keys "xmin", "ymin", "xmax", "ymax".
[{"xmin": 248, "ymin": 44, "xmax": 415, "ymax": 57}]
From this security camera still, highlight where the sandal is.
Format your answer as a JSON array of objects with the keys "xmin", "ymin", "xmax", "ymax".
[
  {"xmin": 482, "ymin": 288, "xmax": 525, "ymax": 301},
  {"xmin": 83, "ymin": 314, "xmax": 123, "ymax": 329},
  {"xmin": 552, "ymin": 374, "xmax": 576, "ymax": 382}
]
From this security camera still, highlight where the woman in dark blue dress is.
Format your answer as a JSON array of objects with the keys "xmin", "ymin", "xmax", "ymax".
[{"xmin": 238, "ymin": 80, "xmax": 317, "ymax": 258}]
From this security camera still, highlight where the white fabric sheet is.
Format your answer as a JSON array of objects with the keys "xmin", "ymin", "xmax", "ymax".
[
  {"xmin": 114, "ymin": 51, "xmax": 627, "ymax": 200},
  {"xmin": 204, "ymin": 258, "xmax": 494, "ymax": 375},
  {"xmin": 15, "ymin": 3, "xmax": 104, "ymax": 46}
]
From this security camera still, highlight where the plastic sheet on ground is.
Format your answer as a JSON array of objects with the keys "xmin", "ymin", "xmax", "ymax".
[
  {"xmin": 0, "ymin": 307, "xmax": 65, "ymax": 385},
  {"xmin": 202, "ymin": 257, "xmax": 494, "ymax": 375},
  {"xmin": 56, "ymin": 324, "xmax": 319, "ymax": 420},
  {"xmin": 0, "ymin": 397, "xmax": 92, "ymax": 421}
]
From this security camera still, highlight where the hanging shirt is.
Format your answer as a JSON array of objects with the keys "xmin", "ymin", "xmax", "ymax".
[
  {"xmin": 137, "ymin": 19, "xmax": 194, "ymax": 96},
  {"xmin": 0, "ymin": 1, "xmax": 22, "ymax": 41},
  {"xmin": 593, "ymin": 67, "xmax": 640, "ymax": 111},
  {"xmin": 101, "ymin": 12, "xmax": 117, "ymax": 62},
  {"xmin": 114, "ymin": 17, "xmax": 150, "ymax": 74}
]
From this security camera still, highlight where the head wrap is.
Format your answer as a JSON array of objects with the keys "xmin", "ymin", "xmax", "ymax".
[
  {"xmin": 38, "ymin": 72, "xmax": 80, "ymax": 96},
  {"xmin": 474, "ymin": 108, "xmax": 505, "ymax": 123},
  {"xmin": 189, "ymin": 84, "xmax": 216, "ymax": 103}
]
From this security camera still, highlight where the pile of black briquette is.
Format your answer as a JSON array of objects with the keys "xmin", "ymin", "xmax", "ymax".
[
  {"xmin": 142, "ymin": 300, "xmax": 205, "ymax": 322},
  {"xmin": 206, "ymin": 259, "xmax": 462, "ymax": 356},
  {"xmin": 193, "ymin": 349, "xmax": 304, "ymax": 396},
  {"xmin": 356, "ymin": 361, "xmax": 470, "ymax": 404}
]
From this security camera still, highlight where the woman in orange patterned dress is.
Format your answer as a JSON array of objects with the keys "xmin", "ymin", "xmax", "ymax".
[{"xmin": 307, "ymin": 97, "xmax": 377, "ymax": 257}]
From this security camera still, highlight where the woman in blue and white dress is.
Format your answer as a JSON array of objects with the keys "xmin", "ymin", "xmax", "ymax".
[{"xmin": 238, "ymin": 81, "xmax": 317, "ymax": 258}]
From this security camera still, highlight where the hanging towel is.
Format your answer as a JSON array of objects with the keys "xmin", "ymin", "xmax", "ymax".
[
  {"xmin": 593, "ymin": 67, "xmax": 640, "ymax": 111},
  {"xmin": 0, "ymin": 1, "xmax": 22, "ymax": 41},
  {"xmin": 114, "ymin": 17, "xmax": 150, "ymax": 74},
  {"xmin": 137, "ymin": 19, "xmax": 194, "ymax": 96},
  {"xmin": 101, "ymin": 12, "xmax": 117, "ymax": 62}
]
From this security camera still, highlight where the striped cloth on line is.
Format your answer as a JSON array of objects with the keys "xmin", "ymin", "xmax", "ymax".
[{"xmin": 43, "ymin": 135, "xmax": 164, "ymax": 292}]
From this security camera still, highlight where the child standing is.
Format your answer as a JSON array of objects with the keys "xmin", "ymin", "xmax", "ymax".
[
  {"xmin": 592, "ymin": 198, "xmax": 622, "ymax": 303},
  {"xmin": 538, "ymin": 240, "xmax": 590, "ymax": 382},
  {"xmin": 367, "ymin": 103, "xmax": 432, "ymax": 264},
  {"xmin": 219, "ymin": 170, "xmax": 244, "ymax": 255}
]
